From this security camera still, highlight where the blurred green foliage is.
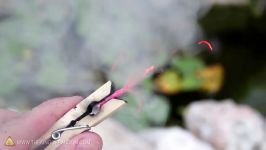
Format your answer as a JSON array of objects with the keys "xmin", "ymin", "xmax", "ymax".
[
  {"xmin": 115, "ymin": 87, "xmax": 170, "ymax": 131},
  {"xmin": 0, "ymin": 52, "xmax": 19, "ymax": 95},
  {"xmin": 171, "ymin": 56, "xmax": 205, "ymax": 91},
  {"xmin": 36, "ymin": 52, "xmax": 68, "ymax": 88},
  {"xmin": 155, "ymin": 55, "xmax": 224, "ymax": 95}
]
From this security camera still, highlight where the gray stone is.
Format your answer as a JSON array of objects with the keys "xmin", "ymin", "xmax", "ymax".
[
  {"xmin": 93, "ymin": 118, "xmax": 153, "ymax": 150},
  {"xmin": 140, "ymin": 127, "xmax": 214, "ymax": 150},
  {"xmin": 185, "ymin": 100, "xmax": 266, "ymax": 150},
  {"xmin": 94, "ymin": 118, "xmax": 214, "ymax": 150}
]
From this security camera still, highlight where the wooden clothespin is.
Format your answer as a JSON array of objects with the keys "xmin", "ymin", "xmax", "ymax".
[{"xmin": 32, "ymin": 81, "xmax": 126, "ymax": 150}]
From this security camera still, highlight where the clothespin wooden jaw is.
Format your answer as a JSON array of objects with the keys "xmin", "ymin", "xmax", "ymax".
[{"xmin": 32, "ymin": 81, "xmax": 126, "ymax": 150}]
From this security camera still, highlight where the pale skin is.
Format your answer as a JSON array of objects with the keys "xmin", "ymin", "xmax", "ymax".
[{"xmin": 0, "ymin": 96, "xmax": 103, "ymax": 150}]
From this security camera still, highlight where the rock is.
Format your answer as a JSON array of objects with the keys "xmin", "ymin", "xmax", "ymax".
[
  {"xmin": 184, "ymin": 100, "xmax": 266, "ymax": 150},
  {"xmin": 93, "ymin": 118, "xmax": 214, "ymax": 150},
  {"xmin": 139, "ymin": 127, "xmax": 214, "ymax": 150},
  {"xmin": 93, "ymin": 118, "xmax": 153, "ymax": 150},
  {"xmin": 262, "ymin": 139, "xmax": 266, "ymax": 150}
]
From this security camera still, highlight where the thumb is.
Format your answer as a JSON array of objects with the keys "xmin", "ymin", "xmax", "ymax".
[{"xmin": 56, "ymin": 131, "xmax": 102, "ymax": 150}]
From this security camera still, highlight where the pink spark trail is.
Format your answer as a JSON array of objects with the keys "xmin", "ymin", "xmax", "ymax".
[
  {"xmin": 198, "ymin": 40, "xmax": 213, "ymax": 51},
  {"xmin": 144, "ymin": 65, "xmax": 155, "ymax": 76},
  {"xmin": 97, "ymin": 65, "xmax": 156, "ymax": 108}
]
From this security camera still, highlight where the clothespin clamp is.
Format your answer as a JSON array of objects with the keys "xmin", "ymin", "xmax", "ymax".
[{"xmin": 32, "ymin": 81, "xmax": 126, "ymax": 150}]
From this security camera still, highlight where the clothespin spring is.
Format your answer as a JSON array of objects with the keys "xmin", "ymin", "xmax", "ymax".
[{"xmin": 51, "ymin": 125, "xmax": 91, "ymax": 140}]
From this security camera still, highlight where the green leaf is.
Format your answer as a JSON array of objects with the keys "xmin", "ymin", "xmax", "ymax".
[{"xmin": 171, "ymin": 56, "xmax": 205, "ymax": 75}]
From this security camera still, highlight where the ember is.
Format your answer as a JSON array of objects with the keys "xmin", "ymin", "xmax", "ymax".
[{"xmin": 198, "ymin": 40, "xmax": 213, "ymax": 51}]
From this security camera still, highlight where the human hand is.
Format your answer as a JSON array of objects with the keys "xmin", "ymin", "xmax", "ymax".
[{"xmin": 0, "ymin": 96, "xmax": 103, "ymax": 150}]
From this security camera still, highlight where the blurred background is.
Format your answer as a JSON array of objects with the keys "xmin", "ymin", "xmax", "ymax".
[{"xmin": 0, "ymin": 0, "xmax": 265, "ymax": 150}]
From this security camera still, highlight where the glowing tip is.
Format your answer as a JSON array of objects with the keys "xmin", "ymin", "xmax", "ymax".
[
  {"xmin": 144, "ymin": 65, "xmax": 156, "ymax": 76},
  {"xmin": 198, "ymin": 40, "xmax": 213, "ymax": 51}
]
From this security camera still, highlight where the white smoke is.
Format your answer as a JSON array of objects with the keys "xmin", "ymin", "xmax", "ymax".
[
  {"xmin": 77, "ymin": 0, "xmax": 206, "ymax": 86},
  {"xmin": 0, "ymin": 0, "xmax": 212, "ymax": 108}
]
